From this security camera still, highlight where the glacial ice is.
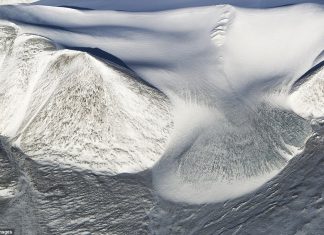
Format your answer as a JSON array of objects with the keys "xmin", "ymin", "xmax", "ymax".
[{"xmin": 0, "ymin": 1, "xmax": 323, "ymax": 203}]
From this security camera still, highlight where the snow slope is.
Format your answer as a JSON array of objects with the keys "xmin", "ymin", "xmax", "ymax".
[
  {"xmin": 0, "ymin": 0, "xmax": 36, "ymax": 4},
  {"xmin": 150, "ymin": 132, "xmax": 324, "ymax": 235},
  {"xmin": 289, "ymin": 64, "xmax": 324, "ymax": 119},
  {"xmin": 0, "ymin": 22, "xmax": 172, "ymax": 174},
  {"xmin": 0, "ymin": 2, "xmax": 323, "ymax": 203},
  {"xmin": 34, "ymin": 0, "xmax": 324, "ymax": 11}
]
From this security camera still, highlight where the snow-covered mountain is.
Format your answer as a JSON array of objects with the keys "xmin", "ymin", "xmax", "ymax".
[
  {"xmin": 0, "ymin": 0, "xmax": 323, "ymax": 203},
  {"xmin": 0, "ymin": 0, "xmax": 323, "ymax": 234},
  {"xmin": 0, "ymin": 22, "xmax": 172, "ymax": 174}
]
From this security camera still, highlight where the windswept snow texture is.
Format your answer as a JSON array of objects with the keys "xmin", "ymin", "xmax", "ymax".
[
  {"xmin": 0, "ymin": 1, "xmax": 323, "ymax": 204},
  {"xmin": 150, "ymin": 133, "xmax": 324, "ymax": 235},
  {"xmin": 34, "ymin": 0, "xmax": 324, "ymax": 11},
  {"xmin": 0, "ymin": 23, "xmax": 172, "ymax": 174},
  {"xmin": 0, "ymin": 121, "xmax": 324, "ymax": 235},
  {"xmin": 289, "ymin": 64, "xmax": 324, "ymax": 119}
]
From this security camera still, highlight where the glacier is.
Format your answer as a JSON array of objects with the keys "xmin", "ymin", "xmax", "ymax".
[
  {"xmin": 0, "ymin": 0, "xmax": 323, "ymax": 204},
  {"xmin": 0, "ymin": 0, "xmax": 323, "ymax": 234}
]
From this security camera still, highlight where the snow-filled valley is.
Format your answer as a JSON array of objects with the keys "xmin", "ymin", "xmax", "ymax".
[{"xmin": 0, "ymin": 0, "xmax": 323, "ymax": 234}]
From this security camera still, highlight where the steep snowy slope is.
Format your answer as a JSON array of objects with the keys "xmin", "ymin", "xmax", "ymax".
[
  {"xmin": 0, "ymin": 1, "xmax": 324, "ymax": 234},
  {"xmin": 289, "ymin": 64, "xmax": 324, "ymax": 119},
  {"xmin": 150, "ymin": 130, "xmax": 324, "ymax": 235},
  {"xmin": 0, "ymin": 2, "xmax": 323, "ymax": 203},
  {"xmin": 0, "ymin": 23, "xmax": 172, "ymax": 174}
]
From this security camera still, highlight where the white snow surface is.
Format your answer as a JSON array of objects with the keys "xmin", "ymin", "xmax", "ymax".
[
  {"xmin": 0, "ymin": 1, "xmax": 323, "ymax": 203},
  {"xmin": 0, "ymin": 0, "xmax": 36, "ymax": 4},
  {"xmin": 34, "ymin": 0, "xmax": 324, "ymax": 11},
  {"xmin": 0, "ymin": 23, "xmax": 172, "ymax": 174},
  {"xmin": 289, "ymin": 66, "xmax": 324, "ymax": 119}
]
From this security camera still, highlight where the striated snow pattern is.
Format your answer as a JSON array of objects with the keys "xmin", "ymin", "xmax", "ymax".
[
  {"xmin": 0, "ymin": 2, "xmax": 323, "ymax": 204},
  {"xmin": 0, "ymin": 1, "xmax": 323, "ymax": 234},
  {"xmin": 210, "ymin": 5, "xmax": 235, "ymax": 47},
  {"xmin": 289, "ymin": 65, "xmax": 324, "ymax": 119},
  {"xmin": 0, "ymin": 23, "xmax": 173, "ymax": 174}
]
